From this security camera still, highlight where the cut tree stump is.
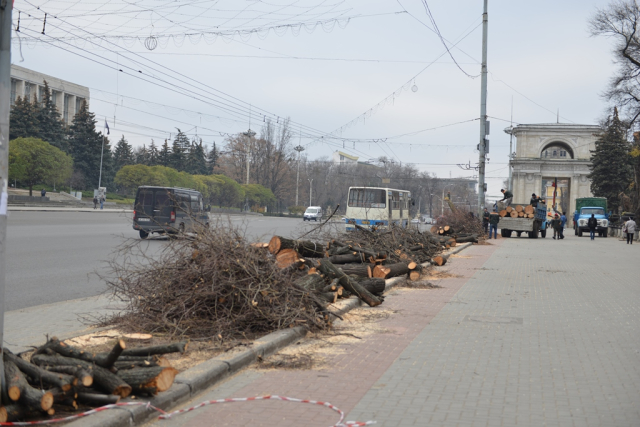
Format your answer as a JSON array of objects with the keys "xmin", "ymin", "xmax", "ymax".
[
  {"xmin": 116, "ymin": 366, "xmax": 178, "ymax": 396},
  {"xmin": 31, "ymin": 354, "xmax": 132, "ymax": 398},
  {"xmin": 268, "ymin": 236, "xmax": 325, "ymax": 257}
]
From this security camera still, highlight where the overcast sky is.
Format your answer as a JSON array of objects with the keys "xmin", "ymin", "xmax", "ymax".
[{"xmin": 12, "ymin": 0, "xmax": 619, "ymax": 197}]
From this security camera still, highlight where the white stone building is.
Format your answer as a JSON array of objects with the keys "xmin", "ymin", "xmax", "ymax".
[
  {"xmin": 10, "ymin": 64, "xmax": 90, "ymax": 125},
  {"xmin": 332, "ymin": 150, "xmax": 359, "ymax": 165},
  {"xmin": 505, "ymin": 123, "xmax": 601, "ymax": 225}
]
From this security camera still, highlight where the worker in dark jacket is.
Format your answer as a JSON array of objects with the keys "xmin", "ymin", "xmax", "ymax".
[
  {"xmin": 500, "ymin": 189, "xmax": 513, "ymax": 207},
  {"xmin": 587, "ymin": 213, "xmax": 598, "ymax": 240},
  {"xmin": 530, "ymin": 193, "xmax": 543, "ymax": 207},
  {"xmin": 551, "ymin": 214, "xmax": 563, "ymax": 240},
  {"xmin": 489, "ymin": 211, "xmax": 500, "ymax": 239},
  {"xmin": 482, "ymin": 208, "xmax": 490, "ymax": 234}
]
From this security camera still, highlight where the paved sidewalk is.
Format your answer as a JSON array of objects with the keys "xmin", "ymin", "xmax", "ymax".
[
  {"xmin": 3, "ymin": 294, "xmax": 123, "ymax": 353},
  {"xmin": 144, "ymin": 236, "xmax": 640, "ymax": 427}
]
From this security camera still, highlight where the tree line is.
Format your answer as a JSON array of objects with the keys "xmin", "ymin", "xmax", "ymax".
[{"xmin": 8, "ymin": 80, "xmax": 474, "ymax": 213}]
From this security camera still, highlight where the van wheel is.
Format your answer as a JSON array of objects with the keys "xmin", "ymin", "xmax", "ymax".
[
  {"xmin": 139, "ymin": 230, "xmax": 149, "ymax": 239},
  {"xmin": 578, "ymin": 229, "xmax": 583, "ymax": 237}
]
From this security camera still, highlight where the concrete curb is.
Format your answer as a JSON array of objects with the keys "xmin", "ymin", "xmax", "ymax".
[{"xmin": 65, "ymin": 242, "xmax": 474, "ymax": 427}]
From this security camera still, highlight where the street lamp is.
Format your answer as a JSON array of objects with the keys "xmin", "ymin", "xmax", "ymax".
[
  {"xmin": 294, "ymin": 145, "xmax": 304, "ymax": 206},
  {"xmin": 242, "ymin": 128, "xmax": 256, "ymax": 212},
  {"xmin": 308, "ymin": 178, "xmax": 313, "ymax": 206}
]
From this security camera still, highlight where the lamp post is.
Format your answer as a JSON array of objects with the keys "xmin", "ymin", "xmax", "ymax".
[
  {"xmin": 242, "ymin": 128, "xmax": 256, "ymax": 212},
  {"xmin": 294, "ymin": 145, "xmax": 304, "ymax": 206},
  {"xmin": 308, "ymin": 178, "xmax": 313, "ymax": 206}
]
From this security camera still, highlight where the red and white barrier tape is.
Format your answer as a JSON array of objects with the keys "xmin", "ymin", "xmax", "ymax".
[{"xmin": 0, "ymin": 395, "xmax": 375, "ymax": 427}]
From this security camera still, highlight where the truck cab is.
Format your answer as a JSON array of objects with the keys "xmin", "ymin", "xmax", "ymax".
[
  {"xmin": 573, "ymin": 197, "xmax": 609, "ymax": 237},
  {"xmin": 575, "ymin": 207, "xmax": 609, "ymax": 237}
]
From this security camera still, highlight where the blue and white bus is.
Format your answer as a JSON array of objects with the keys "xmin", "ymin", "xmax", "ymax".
[{"xmin": 344, "ymin": 186, "xmax": 412, "ymax": 231}]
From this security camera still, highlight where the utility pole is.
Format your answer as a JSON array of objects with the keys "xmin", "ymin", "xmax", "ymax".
[
  {"xmin": 507, "ymin": 97, "xmax": 514, "ymax": 192},
  {"xmin": 308, "ymin": 178, "xmax": 313, "ymax": 206},
  {"xmin": 242, "ymin": 128, "xmax": 255, "ymax": 212},
  {"xmin": 0, "ymin": 0, "xmax": 13, "ymax": 404},
  {"xmin": 477, "ymin": 0, "xmax": 489, "ymax": 216},
  {"xmin": 294, "ymin": 145, "xmax": 304, "ymax": 206}
]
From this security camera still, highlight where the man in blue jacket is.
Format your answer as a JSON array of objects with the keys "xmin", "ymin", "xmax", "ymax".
[{"xmin": 559, "ymin": 212, "xmax": 567, "ymax": 239}]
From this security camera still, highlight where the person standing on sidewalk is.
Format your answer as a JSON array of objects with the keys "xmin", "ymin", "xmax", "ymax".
[
  {"xmin": 489, "ymin": 211, "xmax": 500, "ymax": 239},
  {"xmin": 93, "ymin": 196, "xmax": 98, "ymax": 209},
  {"xmin": 99, "ymin": 195, "xmax": 105, "ymax": 210},
  {"xmin": 482, "ymin": 208, "xmax": 490, "ymax": 235},
  {"xmin": 560, "ymin": 212, "xmax": 567, "ymax": 239},
  {"xmin": 588, "ymin": 214, "xmax": 598, "ymax": 240},
  {"xmin": 624, "ymin": 218, "xmax": 636, "ymax": 244}
]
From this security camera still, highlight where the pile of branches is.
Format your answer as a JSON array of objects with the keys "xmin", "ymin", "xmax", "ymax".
[
  {"xmin": 105, "ymin": 226, "xmax": 327, "ymax": 339},
  {"xmin": 433, "ymin": 209, "xmax": 485, "ymax": 241},
  {"xmin": 1, "ymin": 338, "xmax": 184, "ymax": 423}
]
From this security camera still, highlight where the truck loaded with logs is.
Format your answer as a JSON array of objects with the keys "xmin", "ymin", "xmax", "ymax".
[{"xmin": 496, "ymin": 201, "xmax": 548, "ymax": 238}]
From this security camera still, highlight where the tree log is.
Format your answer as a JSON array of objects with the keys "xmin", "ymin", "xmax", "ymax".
[
  {"xmin": 515, "ymin": 205, "xmax": 523, "ymax": 213},
  {"xmin": 319, "ymin": 292, "xmax": 338, "ymax": 303},
  {"xmin": 3, "ymin": 359, "xmax": 54, "ymax": 412},
  {"xmin": 499, "ymin": 210, "xmax": 507, "ymax": 217},
  {"xmin": 76, "ymin": 392, "xmax": 121, "ymax": 406},
  {"xmin": 293, "ymin": 273, "xmax": 326, "ymax": 292},
  {"xmin": 510, "ymin": 210, "xmax": 518, "ymax": 218},
  {"xmin": 44, "ymin": 366, "xmax": 93, "ymax": 387},
  {"xmin": 356, "ymin": 278, "xmax": 386, "ymax": 295},
  {"xmin": 31, "ymin": 354, "xmax": 132, "ymax": 398},
  {"xmin": 430, "ymin": 225, "xmax": 439, "ymax": 233},
  {"xmin": 268, "ymin": 236, "xmax": 325, "ymax": 257},
  {"xmin": 455, "ymin": 234, "xmax": 478, "ymax": 243},
  {"xmin": 327, "ymin": 253, "xmax": 366, "ymax": 264},
  {"xmin": 121, "ymin": 341, "xmax": 189, "ymax": 357},
  {"xmin": 35, "ymin": 337, "xmax": 125, "ymax": 370},
  {"xmin": 373, "ymin": 262, "xmax": 410, "ymax": 279},
  {"xmin": 1, "ymin": 404, "xmax": 30, "ymax": 422},
  {"xmin": 506, "ymin": 206, "xmax": 513, "ymax": 213},
  {"xmin": 275, "ymin": 248, "xmax": 300, "ymax": 269},
  {"xmin": 524, "ymin": 205, "xmax": 534, "ymax": 214},
  {"xmin": 318, "ymin": 259, "xmax": 381, "ymax": 307},
  {"xmin": 4, "ymin": 351, "xmax": 74, "ymax": 392},
  {"xmin": 337, "ymin": 263, "xmax": 373, "ymax": 277},
  {"xmin": 116, "ymin": 366, "xmax": 178, "ymax": 396},
  {"xmin": 409, "ymin": 270, "xmax": 421, "ymax": 281}
]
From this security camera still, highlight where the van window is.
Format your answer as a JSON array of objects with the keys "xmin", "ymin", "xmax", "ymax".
[
  {"xmin": 306, "ymin": 208, "xmax": 318, "ymax": 213},
  {"xmin": 175, "ymin": 192, "xmax": 190, "ymax": 212},
  {"xmin": 191, "ymin": 194, "xmax": 201, "ymax": 212},
  {"xmin": 136, "ymin": 188, "xmax": 153, "ymax": 210}
]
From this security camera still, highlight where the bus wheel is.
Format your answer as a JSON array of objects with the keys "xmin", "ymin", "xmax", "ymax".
[{"xmin": 139, "ymin": 230, "xmax": 149, "ymax": 239}]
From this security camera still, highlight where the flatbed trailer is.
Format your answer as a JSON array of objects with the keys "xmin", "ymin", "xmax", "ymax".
[{"xmin": 497, "ymin": 202, "xmax": 548, "ymax": 239}]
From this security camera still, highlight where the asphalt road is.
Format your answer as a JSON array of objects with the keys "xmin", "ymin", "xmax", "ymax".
[{"xmin": 5, "ymin": 211, "xmax": 331, "ymax": 311}]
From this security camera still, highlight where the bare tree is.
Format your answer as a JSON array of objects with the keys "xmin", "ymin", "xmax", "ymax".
[{"xmin": 590, "ymin": 0, "xmax": 640, "ymax": 124}]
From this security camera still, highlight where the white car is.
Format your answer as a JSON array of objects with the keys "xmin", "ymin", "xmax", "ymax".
[{"xmin": 411, "ymin": 218, "xmax": 420, "ymax": 224}]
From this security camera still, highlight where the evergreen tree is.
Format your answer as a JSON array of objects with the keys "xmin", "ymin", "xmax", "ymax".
[
  {"xmin": 10, "ymin": 96, "xmax": 40, "ymax": 140},
  {"xmin": 36, "ymin": 81, "xmax": 68, "ymax": 153},
  {"xmin": 113, "ymin": 135, "xmax": 135, "ymax": 171},
  {"xmin": 148, "ymin": 140, "xmax": 159, "ymax": 166},
  {"xmin": 588, "ymin": 107, "xmax": 634, "ymax": 212},
  {"xmin": 170, "ymin": 129, "xmax": 189, "ymax": 171},
  {"xmin": 186, "ymin": 138, "xmax": 208, "ymax": 175},
  {"xmin": 68, "ymin": 101, "xmax": 113, "ymax": 189},
  {"xmin": 134, "ymin": 144, "xmax": 150, "ymax": 165},
  {"xmin": 207, "ymin": 142, "xmax": 220, "ymax": 174},
  {"xmin": 159, "ymin": 139, "xmax": 171, "ymax": 167}
]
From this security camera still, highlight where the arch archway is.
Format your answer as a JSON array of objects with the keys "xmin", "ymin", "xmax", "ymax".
[{"xmin": 540, "ymin": 141, "xmax": 574, "ymax": 159}]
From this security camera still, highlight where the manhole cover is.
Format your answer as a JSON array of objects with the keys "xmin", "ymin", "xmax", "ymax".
[{"xmin": 464, "ymin": 315, "xmax": 523, "ymax": 324}]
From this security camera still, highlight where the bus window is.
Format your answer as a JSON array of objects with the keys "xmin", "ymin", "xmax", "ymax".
[
  {"xmin": 348, "ymin": 188, "xmax": 386, "ymax": 208},
  {"xmin": 391, "ymin": 191, "xmax": 400, "ymax": 209}
]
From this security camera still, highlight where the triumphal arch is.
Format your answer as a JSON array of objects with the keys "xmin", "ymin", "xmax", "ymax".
[{"xmin": 505, "ymin": 123, "xmax": 601, "ymax": 224}]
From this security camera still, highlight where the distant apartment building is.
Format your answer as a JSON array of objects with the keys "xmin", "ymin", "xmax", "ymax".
[
  {"xmin": 332, "ymin": 150, "xmax": 359, "ymax": 165},
  {"xmin": 10, "ymin": 64, "xmax": 90, "ymax": 125}
]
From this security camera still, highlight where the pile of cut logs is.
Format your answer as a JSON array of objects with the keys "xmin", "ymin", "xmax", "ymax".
[
  {"xmin": 430, "ymin": 225, "xmax": 480, "ymax": 245},
  {"xmin": 0, "ymin": 338, "xmax": 186, "ymax": 423},
  {"xmin": 264, "ymin": 227, "xmax": 460, "ymax": 308},
  {"xmin": 499, "ymin": 204, "xmax": 536, "ymax": 218}
]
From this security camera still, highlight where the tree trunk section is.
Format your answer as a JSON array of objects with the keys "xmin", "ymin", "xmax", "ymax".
[
  {"xmin": 337, "ymin": 263, "xmax": 372, "ymax": 277},
  {"xmin": 35, "ymin": 337, "xmax": 125, "ymax": 370},
  {"xmin": 4, "ymin": 351, "xmax": 74, "ymax": 392},
  {"xmin": 455, "ymin": 235, "xmax": 478, "ymax": 243},
  {"xmin": 293, "ymin": 273, "xmax": 326, "ymax": 292},
  {"xmin": 31, "ymin": 354, "xmax": 132, "ymax": 398},
  {"xmin": 372, "ymin": 262, "xmax": 410, "ymax": 279},
  {"xmin": 44, "ymin": 366, "xmax": 93, "ymax": 387},
  {"xmin": 318, "ymin": 259, "xmax": 381, "ymax": 307},
  {"xmin": 356, "ymin": 278, "xmax": 386, "ymax": 295},
  {"xmin": 121, "ymin": 342, "xmax": 189, "ymax": 357},
  {"xmin": 275, "ymin": 249, "xmax": 300, "ymax": 269},
  {"xmin": 327, "ymin": 253, "xmax": 366, "ymax": 264},
  {"xmin": 76, "ymin": 392, "xmax": 121, "ymax": 406},
  {"xmin": 3, "ymin": 359, "xmax": 54, "ymax": 412},
  {"xmin": 268, "ymin": 236, "xmax": 325, "ymax": 257},
  {"xmin": 116, "ymin": 366, "xmax": 178, "ymax": 396}
]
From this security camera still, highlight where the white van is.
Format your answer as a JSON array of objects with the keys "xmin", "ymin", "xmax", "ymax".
[{"xmin": 303, "ymin": 206, "xmax": 323, "ymax": 221}]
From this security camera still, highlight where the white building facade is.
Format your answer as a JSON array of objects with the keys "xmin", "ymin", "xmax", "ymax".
[
  {"xmin": 10, "ymin": 64, "xmax": 90, "ymax": 125},
  {"xmin": 506, "ymin": 123, "xmax": 601, "ymax": 225}
]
